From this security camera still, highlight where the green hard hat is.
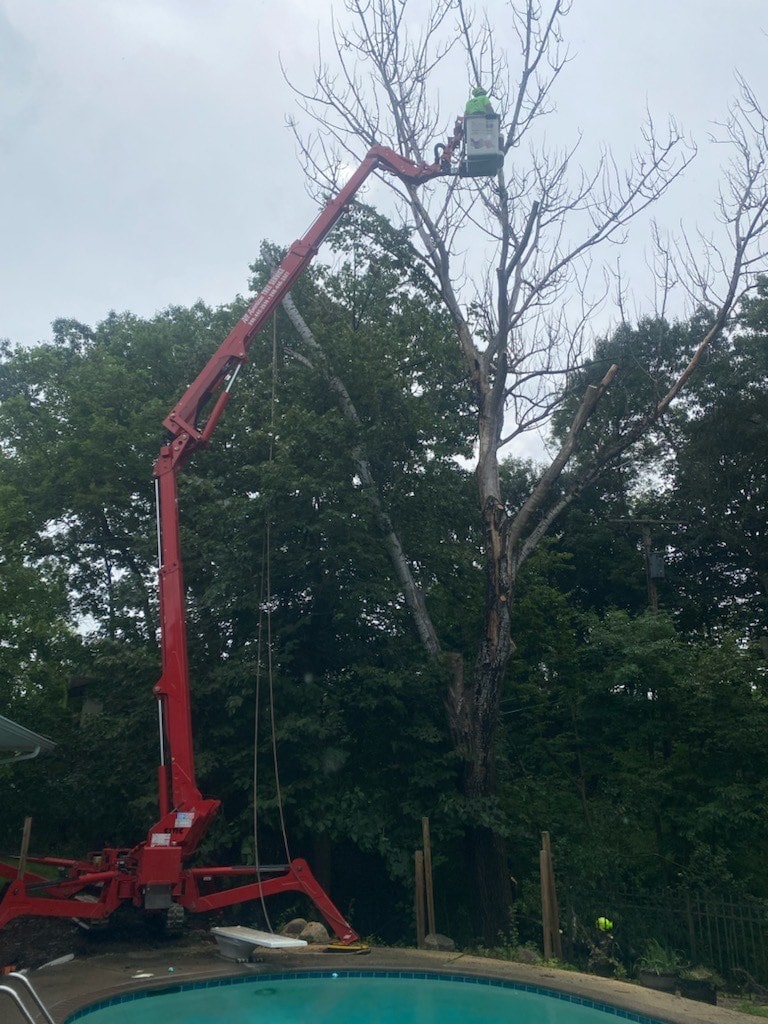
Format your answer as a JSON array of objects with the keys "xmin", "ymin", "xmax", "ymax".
[{"xmin": 472, "ymin": 86, "xmax": 488, "ymax": 97}]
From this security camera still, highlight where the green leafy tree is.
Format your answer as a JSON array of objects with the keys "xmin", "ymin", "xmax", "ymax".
[
  {"xmin": 661, "ymin": 284, "xmax": 768, "ymax": 642},
  {"xmin": 173, "ymin": 216, "xmax": 480, "ymax": 926},
  {"xmin": 0, "ymin": 209, "xmax": 483, "ymax": 936}
]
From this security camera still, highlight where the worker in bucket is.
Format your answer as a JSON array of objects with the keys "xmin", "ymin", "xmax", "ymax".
[
  {"xmin": 463, "ymin": 86, "xmax": 500, "ymax": 164},
  {"xmin": 465, "ymin": 86, "xmax": 495, "ymax": 115}
]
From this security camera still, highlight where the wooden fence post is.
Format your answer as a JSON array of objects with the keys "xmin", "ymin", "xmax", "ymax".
[
  {"xmin": 415, "ymin": 850, "xmax": 426, "ymax": 949},
  {"xmin": 540, "ymin": 831, "xmax": 562, "ymax": 959},
  {"xmin": 540, "ymin": 844, "xmax": 553, "ymax": 959},
  {"xmin": 422, "ymin": 817, "xmax": 436, "ymax": 938},
  {"xmin": 17, "ymin": 817, "xmax": 32, "ymax": 881}
]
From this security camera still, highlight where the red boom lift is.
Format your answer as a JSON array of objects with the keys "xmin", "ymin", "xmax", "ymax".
[{"xmin": 0, "ymin": 114, "xmax": 502, "ymax": 939}]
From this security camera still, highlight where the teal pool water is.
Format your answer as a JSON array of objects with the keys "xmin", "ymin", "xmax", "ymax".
[{"xmin": 65, "ymin": 971, "xmax": 664, "ymax": 1024}]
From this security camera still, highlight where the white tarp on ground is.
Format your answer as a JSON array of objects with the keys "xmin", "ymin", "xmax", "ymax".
[{"xmin": 0, "ymin": 713, "xmax": 55, "ymax": 765}]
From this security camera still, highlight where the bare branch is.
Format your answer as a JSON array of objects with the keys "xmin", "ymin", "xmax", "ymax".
[
  {"xmin": 508, "ymin": 363, "xmax": 618, "ymax": 566},
  {"xmin": 280, "ymin": 289, "xmax": 443, "ymax": 656}
]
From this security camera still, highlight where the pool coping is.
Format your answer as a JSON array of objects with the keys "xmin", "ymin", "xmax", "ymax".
[{"xmin": 20, "ymin": 944, "xmax": 761, "ymax": 1024}]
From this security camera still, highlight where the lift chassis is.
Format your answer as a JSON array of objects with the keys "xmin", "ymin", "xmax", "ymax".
[{"xmin": 0, "ymin": 116, "xmax": 498, "ymax": 938}]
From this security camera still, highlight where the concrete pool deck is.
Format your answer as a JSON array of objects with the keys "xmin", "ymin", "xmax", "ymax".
[{"xmin": 12, "ymin": 942, "xmax": 763, "ymax": 1024}]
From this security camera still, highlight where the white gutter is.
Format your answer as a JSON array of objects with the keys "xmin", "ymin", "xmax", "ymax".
[{"xmin": 0, "ymin": 713, "xmax": 56, "ymax": 766}]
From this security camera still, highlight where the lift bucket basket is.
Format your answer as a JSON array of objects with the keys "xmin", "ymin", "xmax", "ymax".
[{"xmin": 461, "ymin": 112, "xmax": 504, "ymax": 176}]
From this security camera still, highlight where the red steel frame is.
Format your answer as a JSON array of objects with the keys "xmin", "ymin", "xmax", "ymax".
[{"xmin": 0, "ymin": 122, "xmax": 468, "ymax": 939}]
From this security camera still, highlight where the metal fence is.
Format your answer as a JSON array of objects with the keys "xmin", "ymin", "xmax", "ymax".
[{"xmin": 557, "ymin": 885, "xmax": 768, "ymax": 988}]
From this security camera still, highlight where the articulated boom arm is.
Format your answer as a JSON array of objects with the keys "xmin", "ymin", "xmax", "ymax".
[
  {"xmin": 152, "ymin": 122, "xmax": 465, "ymax": 820},
  {"xmin": 0, "ymin": 118, "xmax": 474, "ymax": 943},
  {"xmin": 158, "ymin": 126, "xmax": 464, "ymax": 470}
]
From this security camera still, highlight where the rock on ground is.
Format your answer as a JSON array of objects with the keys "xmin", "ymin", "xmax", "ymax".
[
  {"xmin": 280, "ymin": 918, "xmax": 308, "ymax": 938},
  {"xmin": 299, "ymin": 921, "xmax": 330, "ymax": 944}
]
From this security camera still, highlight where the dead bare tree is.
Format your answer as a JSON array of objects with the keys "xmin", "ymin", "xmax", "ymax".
[{"xmin": 285, "ymin": 0, "xmax": 768, "ymax": 939}]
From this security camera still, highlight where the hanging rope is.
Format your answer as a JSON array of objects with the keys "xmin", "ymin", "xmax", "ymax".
[
  {"xmin": 252, "ymin": 312, "xmax": 293, "ymax": 930},
  {"xmin": 252, "ymin": 517, "xmax": 272, "ymax": 930}
]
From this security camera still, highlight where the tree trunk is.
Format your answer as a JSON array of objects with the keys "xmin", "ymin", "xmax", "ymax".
[
  {"xmin": 451, "ymin": 657, "xmax": 515, "ymax": 940},
  {"xmin": 466, "ymin": 824, "xmax": 515, "ymax": 943},
  {"xmin": 445, "ymin": 493, "xmax": 517, "ymax": 940}
]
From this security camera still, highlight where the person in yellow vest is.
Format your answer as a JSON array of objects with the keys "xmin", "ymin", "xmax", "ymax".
[{"xmin": 465, "ymin": 86, "xmax": 495, "ymax": 115}]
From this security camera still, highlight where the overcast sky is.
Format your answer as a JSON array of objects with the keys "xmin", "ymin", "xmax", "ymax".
[{"xmin": 2, "ymin": 0, "xmax": 767, "ymax": 350}]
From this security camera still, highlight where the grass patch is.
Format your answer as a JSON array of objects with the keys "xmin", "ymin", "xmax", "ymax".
[{"xmin": 736, "ymin": 1001, "xmax": 768, "ymax": 1017}]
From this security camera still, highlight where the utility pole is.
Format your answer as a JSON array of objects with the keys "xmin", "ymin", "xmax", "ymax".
[
  {"xmin": 610, "ymin": 519, "xmax": 686, "ymax": 614},
  {"xmin": 640, "ymin": 524, "xmax": 659, "ymax": 615}
]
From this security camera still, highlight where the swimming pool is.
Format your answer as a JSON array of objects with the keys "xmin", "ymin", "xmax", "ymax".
[{"xmin": 63, "ymin": 970, "xmax": 666, "ymax": 1024}]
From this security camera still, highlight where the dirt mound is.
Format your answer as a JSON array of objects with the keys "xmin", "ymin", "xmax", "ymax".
[
  {"xmin": 0, "ymin": 910, "xmax": 214, "ymax": 971},
  {"xmin": 0, "ymin": 917, "xmax": 85, "ymax": 971}
]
